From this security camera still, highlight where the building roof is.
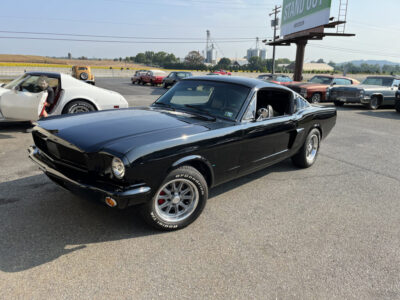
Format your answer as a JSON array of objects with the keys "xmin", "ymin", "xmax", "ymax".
[
  {"xmin": 232, "ymin": 59, "xmax": 249, "ymax": 67},
  {"xmin": 287, "ymin": 63, "xmax": 334, "ymax": 72}
]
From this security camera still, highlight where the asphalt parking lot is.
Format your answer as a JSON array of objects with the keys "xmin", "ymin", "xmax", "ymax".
[{"xmin": 1, "ymin": 77, "xmax": 400, "ymax": 299}]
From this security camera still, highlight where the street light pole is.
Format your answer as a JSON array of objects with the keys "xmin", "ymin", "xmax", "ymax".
[{"xmin": 269, "ymin": 5, "xmax": 281, "ymax": 74}]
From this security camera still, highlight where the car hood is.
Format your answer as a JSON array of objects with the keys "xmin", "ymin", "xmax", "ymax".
[
  {"xmin": 332, "ymin": 84, "xmax": 387, "ymax": 91},
  {"xmin": 36, "ymin": 107, "xmax": 220, "ymax": 154},
  {"xmin": 290, "ymin": 82, "xmax": 328, "ymax": 89}
]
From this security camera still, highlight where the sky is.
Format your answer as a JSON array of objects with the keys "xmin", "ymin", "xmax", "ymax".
[{"xmin": 0, "ymin": 0, "xmax": 399, "ymax": 63}]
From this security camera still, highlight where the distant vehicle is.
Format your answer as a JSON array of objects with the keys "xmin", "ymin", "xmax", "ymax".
[
  {"xmin": 287, "ymin": 75, "xmax": 360, "ymax": 103},
  {"xmin": 163, "ymin": 72, "xmax": 193, "ymax": 88},
  {"xmin": 140, "ymin": 70, "xmax": 167, "ymax": 86},
  {"xmin": 330, "ymin": 76, "xmax": 400, "ymax": 110},
  {"xmin": 212, "ymin": 70, "xmax": 231, "ymax": 76},
  {"xmin": 396, "ymin": 89, "xmax": 400, "ymax": 113},
  {"xmin": 28, "ymin": 76, "xmax": 336, "ymax": 230},
  {"xmin": 131, "ymin": 70, "xmax": 148, "ymax": 84},
  {"xmin": 257, "ymin": 74, "xmax": 294, "ymax": 85},
  {"xmin": 71, "ymin": 66, "xmax": 95, "ymax": 85},
  {"xmin": 0, "ymin": 72, "xmax": 128, "ymax": 121}
]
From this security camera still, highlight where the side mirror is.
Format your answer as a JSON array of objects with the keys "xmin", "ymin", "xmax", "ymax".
[
  {"xmin": 0, "ymin": 83, "xmax": 5, "ymax": 88},
  {"xmin": 331, "ymin": 82, "xmax": 337, "ymax": 86},
  {"xmin": 13, "ymin": 85, "xmax": 20, "ymax": 92}
]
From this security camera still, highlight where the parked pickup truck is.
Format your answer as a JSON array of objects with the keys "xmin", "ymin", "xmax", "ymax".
[
  {"xmin": 287, "ymin": 75, "xmax": 359, "ymax": 103},
  {"xmin": 330, "ymin": 76, "xmax": 400, "ymax": 110}
]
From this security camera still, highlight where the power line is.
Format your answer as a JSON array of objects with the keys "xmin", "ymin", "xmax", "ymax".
[
  {"xmin": 0, "ymin": 30, "xmax": 263, "ymax": 41},
  {"xmin": 0, "ymin": 15, "xmax": 270, "ymax": 29},
  {"xmin": 0, "ymin": 36, "xmax": 257, "ymax": 44},
  {"xmin": 309, "ymin": 44, "xmax": 400, "ymax": 59}
]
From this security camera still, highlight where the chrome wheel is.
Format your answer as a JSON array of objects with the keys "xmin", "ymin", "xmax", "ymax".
[
  {"xmin": 69, "ymin": 105, "xmax": 91, "ymax": 114},
  {"xmin": 154, "ymin": 179, "xmax": 199, "ymax": 223},
  {"xmin": 306, "ymin": 134, "xmax": 319, "ymax": 163},
  {"xmin": 311, "ymin": 93, "xmax": 321, "ymax": 103},
  {"xmin": 370, "ymin": 97, "xmax": 378, "ymax": 110}
]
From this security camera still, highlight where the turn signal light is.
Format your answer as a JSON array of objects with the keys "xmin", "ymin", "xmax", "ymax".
[
  {"xmin": 105, "ymin": 197, "xmax": 118, "ymax": 207},
  {"xmin": 114, "ymin": 105, "xmax": 120, "ymax": 109}
]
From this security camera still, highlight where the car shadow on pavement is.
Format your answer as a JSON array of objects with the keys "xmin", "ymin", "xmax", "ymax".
[
  {"xmin": 210, "ymin": 159, "xmax": 297, "ymax": 199},
  {"xmin": 358, "ymin": 110, "xmax": 400, "ymax": 120},
  {"xmin": 0, "ymin": 174, "xmax": 160, "ymax": 273},
  {"xmin": 0, "ymin": 159, "xmax": 298, "ymax": 273}
]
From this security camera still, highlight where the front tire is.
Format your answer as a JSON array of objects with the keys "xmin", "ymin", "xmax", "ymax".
[
  {"xmin": 63, "ymin": 100, "xmax": 96, "ymax": 114},
  {"xmin": 310, "ymin": 93, "xmax": 322, "ymax": 104},
  {"xmin": 141, "ymin": 166, "xmax": 208, "ymax": 231},
  {"xmin": 292, "ymin": 128, "xmax": 321, "ymax": 168},
  {"xmin": 367, "ymin": 96, "xmax": 380, "ymax": 110},
  {"xmin": 395, "ymin": 100, "xmax": 400, "ymax": 113}
]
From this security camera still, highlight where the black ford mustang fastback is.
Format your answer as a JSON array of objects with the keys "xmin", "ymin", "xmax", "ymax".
[{"xmin": 29, "ymin": 76, "xmax": 336, "ymax": 230}]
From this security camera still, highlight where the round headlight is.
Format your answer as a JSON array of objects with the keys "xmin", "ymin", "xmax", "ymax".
[{"xmin": 111, "ymin": 157, "xmax": 125, "ymax": 179}]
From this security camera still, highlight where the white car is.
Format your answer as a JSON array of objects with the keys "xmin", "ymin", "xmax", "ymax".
[{"xmin": 0, "ymin": 72, "xmax": 128, "ymax": 121}]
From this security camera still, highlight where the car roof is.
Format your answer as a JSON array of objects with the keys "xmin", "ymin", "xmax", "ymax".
[
  {"xmin": 25, "ymin": 71, "xmax": 61, "ymax": 78},
  {"xmin": 184, "ymin": 75, "xmax": 292, "ymax": 90},
  {"xmin": 365, "ymin": 75, "xmax": 400, "ymax": 78}
]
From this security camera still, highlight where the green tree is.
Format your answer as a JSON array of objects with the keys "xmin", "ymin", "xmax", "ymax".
[
  {"xmin": 134, "ymin": 53, "xmax": 146, "ymax": 64},
  {"xmin": 217, "ymin": 57, "xmax": 231, "ymax": 69},
  {"xmin": 184, "ymin": 51, "xmax": 204, "ymax": 66}
]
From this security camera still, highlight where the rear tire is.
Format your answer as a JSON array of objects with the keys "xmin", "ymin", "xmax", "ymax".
[
  {"xmin": 292, "ymin": 128, "xmax": 321, "ymax": 168},
  {"xmin": 63, "ymin": 100, "xmax": 96, "ymax": 114},
  {"xmin": 140, "ymin": 166, "xmax": 208, "ymax": 231},
  {"xmin": 334, "ymin": 101, "xmax": 344, "ymax": 107}
]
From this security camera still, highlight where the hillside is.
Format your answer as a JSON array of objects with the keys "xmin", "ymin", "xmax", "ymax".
[
  {"xmin": 0, "ymin": 54, "xmax": 144, "ymax": 68},
  {"xmin": 340, "ymin": 60, "xmax": 400, "ymax": 67}
]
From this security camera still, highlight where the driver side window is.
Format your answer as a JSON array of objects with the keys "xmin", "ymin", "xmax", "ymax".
[{"xmin": 20, "ymin": 76, "xmax": 42, "ymax": 93}]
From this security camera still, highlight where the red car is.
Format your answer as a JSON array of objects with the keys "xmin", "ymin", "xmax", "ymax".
[
  {"xmin": 140, "ymin": 70, "xmax": 167, "ymax": 86},
  {"xmin": 212, "ymin": 69, "xmax": 231, "ymax": 76},
  {"xmin": 287, "ymin": 75, "xmax": 360, "ymax": 103}
]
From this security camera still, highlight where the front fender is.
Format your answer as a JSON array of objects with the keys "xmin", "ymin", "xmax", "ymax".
[{"xmin": 171, "ymin": 155, "xmax": 215, "ymax": 187}]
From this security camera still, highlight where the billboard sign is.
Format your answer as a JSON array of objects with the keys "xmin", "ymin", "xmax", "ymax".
[{"xmin": 281, "ymin": 0, "xmax": 332, "ymax": 36}]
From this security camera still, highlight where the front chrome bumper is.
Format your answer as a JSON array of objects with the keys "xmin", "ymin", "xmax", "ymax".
[{"xmin": 28, "ymin": 146, "xmax": 151, "ymax": 208}]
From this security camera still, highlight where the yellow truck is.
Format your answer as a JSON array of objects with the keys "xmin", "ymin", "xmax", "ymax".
[{"xmin": 72, "ymin": 66, "xmax": 95, "ymax": 85}]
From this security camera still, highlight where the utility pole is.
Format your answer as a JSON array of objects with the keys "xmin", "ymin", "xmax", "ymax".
[{"xmin": 269, "ymin": 5, "xmax": 281, "ymax": 74}]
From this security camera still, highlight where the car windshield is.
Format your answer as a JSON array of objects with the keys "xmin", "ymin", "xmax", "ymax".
[
  {"xmin": 362, "ymin": 77, "xmax": 394, "ymax": 86},
  {"xmin": 308, "ymin": 76, "xmax": 333, "ymax": 84},
  {"xmin": 78, "ymin": 67, "xmax": 88, "ymax": 70},
  {"xmin": 276, "ymin": 76, "xmax": 292, "ymax": 82},
  {"xmin": 153, "ymin": 80, "xmax": 251, "ymax": 121},
  {"xmin": 3, "ymin": 74, "xmax": 29, "ymax": 89},
  {"xmin": 258, "ymin": 75, "xmax": 272, "ymax": 79},
  {"xmin": 176, "ymin": 72, "xmax": 192, "ymax": 78}
]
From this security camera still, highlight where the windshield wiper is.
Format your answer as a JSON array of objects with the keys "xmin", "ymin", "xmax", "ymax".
[
  {"xmin": 183, "ymin": 104, "xmax": 217, "ymax": 121},
  {"xmin": 152, "ymin": 102, "xmax": 175, "ymax": 111}
]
